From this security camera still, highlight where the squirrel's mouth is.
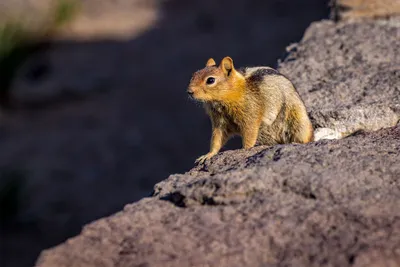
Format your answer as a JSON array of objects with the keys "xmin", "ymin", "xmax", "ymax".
[
  {"xmin": 187, "ymin": 90, "xmax": 194, "ymax": 98},
  {"xmin": 188, "ymin": 94, "xmax": 205, "ymax": 103},
  {"xmin": 187, "ymin": 91, "xmax": 197, "ymax": 100},
  {"xmin": 188, "ymin": 95, "xmax": 201, "ymax": 102},
  {"xmin": 187, "ymin": 88, "xmax": 201, "ymax": 101}
]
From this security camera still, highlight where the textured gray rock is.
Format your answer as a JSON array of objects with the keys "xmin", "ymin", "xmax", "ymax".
[
  {"xmin": 36, "ymin": 124, "xmax": 400, "ymax": 267},
  {"xmin": 278, "ymin": 17, "xmax": 400, "ymax": 140}
]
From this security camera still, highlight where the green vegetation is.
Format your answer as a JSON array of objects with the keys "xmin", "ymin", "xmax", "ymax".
[{"xmin": 53, "ymin": 0, "xmax": 80, "ymax": 27}]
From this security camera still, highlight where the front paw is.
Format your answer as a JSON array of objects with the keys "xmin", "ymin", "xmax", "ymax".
[{"xmin": 195, "ymin": 152, "xmax": 216, "ymax": 164}]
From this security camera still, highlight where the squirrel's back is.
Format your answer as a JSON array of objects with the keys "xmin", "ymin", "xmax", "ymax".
[{"xmin": 239, "ymin": 66, "xmax": 314, "ymax": 144}]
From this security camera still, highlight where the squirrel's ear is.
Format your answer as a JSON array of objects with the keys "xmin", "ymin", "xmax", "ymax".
[
  {"xmin": 206, "ymin": 58, "xmax": 216, "ymax": 67},
  {"xmin": 220, "ymin": 56, "xmax": 234, "ymax": 76}
]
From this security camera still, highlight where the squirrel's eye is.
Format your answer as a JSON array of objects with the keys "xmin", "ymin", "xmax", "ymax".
[{"xmin": 206, "ymin": 77, "xmax": 215, "ymax": 85}]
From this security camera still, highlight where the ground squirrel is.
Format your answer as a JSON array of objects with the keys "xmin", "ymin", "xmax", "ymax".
[{"xmin": 188, "ymin": 56, "xmax": 314, "ymax": 164}]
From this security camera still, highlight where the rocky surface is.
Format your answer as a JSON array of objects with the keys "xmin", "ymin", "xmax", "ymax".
[
  {"xmin": 37, "ymin": 124, "xmax": 400, "ymax": 267},
  {"xmin": 35, "ymin": 12, "xmax": 400, "ymax": 267},
  {"xmin": 331, "ymin": 0, "xmax": 400, "ymax": 21},
  {"xmin": 277, "ymin": 17, "xmax": 400, "ymax": 140}
]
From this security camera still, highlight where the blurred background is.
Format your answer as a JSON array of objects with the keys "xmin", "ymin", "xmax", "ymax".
[{"xmin": 0, "ymin": 0, "xmax": 328, "ymax": 266}]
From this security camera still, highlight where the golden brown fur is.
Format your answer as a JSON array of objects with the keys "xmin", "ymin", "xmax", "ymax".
[{"xmin": 188, "ymin": 56, "xmax": 314, "ymax": 163}]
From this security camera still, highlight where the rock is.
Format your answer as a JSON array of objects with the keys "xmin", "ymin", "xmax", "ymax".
[
  {"xmin": 278, "ymin": 17, "xmax": 400, "ymax": 139},
  {"xmin": 313, "ymin": 127, "xmax": 342, "ymax": 140},
  {"xmin": 330, "ymin": 0, "xmax": 400, "ymax": 21},
  {"xmin": 310, "ymin": 104, "xmax": 399, "ymax": 140},
  {"xmin": 36, "ymin": 124, "xmax": 400, "ymax": 267}
]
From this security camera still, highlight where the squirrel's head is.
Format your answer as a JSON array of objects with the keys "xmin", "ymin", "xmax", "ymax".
[{"xmin": 188, "ymin": 56, "xmax": 245, "ymax": 102}]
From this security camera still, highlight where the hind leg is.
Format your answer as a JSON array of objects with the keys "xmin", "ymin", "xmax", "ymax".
[{"xmin": 292, "ymin": 119, "xmax": 314, "ymax": 144}]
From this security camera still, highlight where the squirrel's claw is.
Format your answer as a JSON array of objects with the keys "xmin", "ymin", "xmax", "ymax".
[
  {"xmin": 195, "ymin": 155, "xmax": 208, "ymax": 164},
  {"xmin": 195, "ymin": 153, "xmax": 215, "ymax": 164}
]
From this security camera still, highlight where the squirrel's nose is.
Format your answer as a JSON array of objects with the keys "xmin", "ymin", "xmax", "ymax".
[{"xmin": 187, "ymin": 89, "xmax": 194, "ymax": 96}]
